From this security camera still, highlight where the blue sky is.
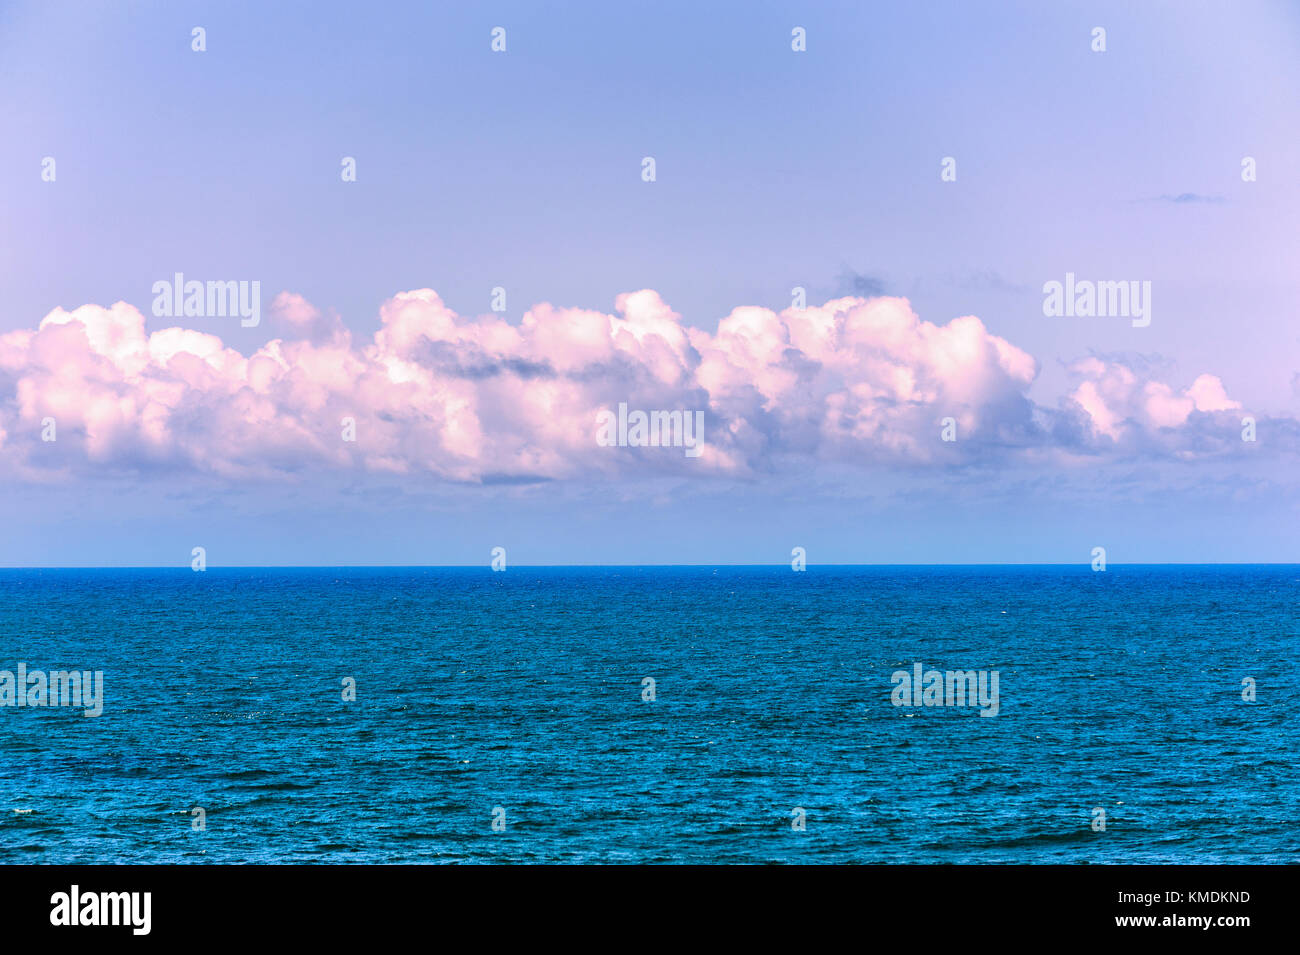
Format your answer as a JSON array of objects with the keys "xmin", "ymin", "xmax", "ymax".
[{"xmin": 0, "ymin": 0, "xmax": 1297, "ymax": 564}]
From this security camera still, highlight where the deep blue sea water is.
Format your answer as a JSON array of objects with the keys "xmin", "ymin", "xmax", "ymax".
[{"xmin": 0, "ymin": 565, "xmax": 1295, "ymax": 864}]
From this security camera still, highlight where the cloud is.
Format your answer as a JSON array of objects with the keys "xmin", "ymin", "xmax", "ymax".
[
  {"xmin": 0, "ymin": 291, "xmax": 1287, "ymax": 484},
  {"xmin": 1053, "ymin": 355, "xmax": 1300, "ymax": 459},
  {"xmin": 951, "ymin": 270, "xmax": 1031, "ymax": 294},
  {"xmin": 267, "ymin": 291, "xmax": 348, "ymax": 345},
  {"xmin": 1141, "ymin": 193, "xmax": 1226, "ymax": 204},
  {"xmin": 833, "ymin": 268, "xmax": 888, "ymax": 298},
  {"xmin": 1061, "ymin": 357, "xmax": 1231, "ymax": 445}
]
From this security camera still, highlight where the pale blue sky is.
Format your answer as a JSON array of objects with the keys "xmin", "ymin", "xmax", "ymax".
[{"xmin": 0, "ymin": 0, "xmax": 1297, "ymax": 564}]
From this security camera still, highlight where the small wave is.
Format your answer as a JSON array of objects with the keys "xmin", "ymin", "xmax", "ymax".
[{"xmin": 982, "ymin": 828, "xmax": 1100, "ymax": 849}]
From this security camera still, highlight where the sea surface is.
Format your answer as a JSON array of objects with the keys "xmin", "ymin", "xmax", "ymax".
[{"xmin": 0, "ymin": 565, "xmax": 1295, "ymax": 864}]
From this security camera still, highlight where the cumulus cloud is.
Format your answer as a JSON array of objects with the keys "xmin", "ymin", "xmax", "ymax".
[
  {"xmin": 1063, "ymin": 356, "xmax": 1236, "ymax": 434},
  {"xmin": 1148, "ymin": 193, "xmax": 1226, "ymax": 204},
  {"xmin": 0, "ymin": 291, "xmax": 1284, "ymax": 484},
  {"xmin": 1051, "ymin": 355, "xmax": 1289, "ymax": 458}
]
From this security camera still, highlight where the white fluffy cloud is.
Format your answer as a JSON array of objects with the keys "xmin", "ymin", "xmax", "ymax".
[{"xmin": 0, "ymin": 290, "xmax": 1274, "ymax": 483}]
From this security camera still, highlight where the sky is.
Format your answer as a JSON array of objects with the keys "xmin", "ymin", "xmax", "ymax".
[{"xmin": 0, "ymin": 0, "xmax": 1297, "ymax": 565}]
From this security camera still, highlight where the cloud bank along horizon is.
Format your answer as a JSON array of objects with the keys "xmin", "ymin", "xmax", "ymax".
[{"xmin": 0, "ymin": 286, "xmax": 1287, "ymax": 487}]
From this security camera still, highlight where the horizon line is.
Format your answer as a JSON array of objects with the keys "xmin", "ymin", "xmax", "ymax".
[{"xmin": 1, "ymin": 562, "xmax": 1297, "ymax": 571}]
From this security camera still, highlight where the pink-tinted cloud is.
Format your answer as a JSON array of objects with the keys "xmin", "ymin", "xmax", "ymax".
[
  {"xmin": 0, "ymin": 291, "xmax": 1283, "ymax": 483},
  {"xmin": 1056, "ymin": 356, "xmax": 1274, "ymax": 457}
]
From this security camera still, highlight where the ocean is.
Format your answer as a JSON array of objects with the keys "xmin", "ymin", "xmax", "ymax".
[{"xmin": 0, "ymin": 565, "xmax": 1295, "ymax": 863}]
